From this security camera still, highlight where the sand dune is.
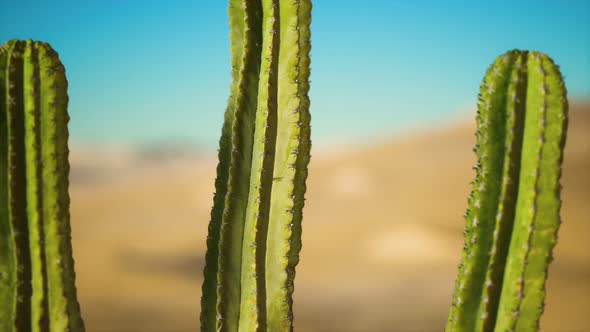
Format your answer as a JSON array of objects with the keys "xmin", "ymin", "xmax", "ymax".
[{"xmin": 69, "ymin": 104, "xmax": 590, "ymax": 332}]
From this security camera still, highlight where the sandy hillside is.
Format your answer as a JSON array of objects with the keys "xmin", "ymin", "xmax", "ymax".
[{"xmin": 69, "ymin": 104, "xmax": 590, "ymax": 332}]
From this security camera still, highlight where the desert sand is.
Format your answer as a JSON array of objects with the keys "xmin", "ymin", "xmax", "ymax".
[{"xmin": 69, "ymin": 104, "xmax": 589, "ymax": 332}]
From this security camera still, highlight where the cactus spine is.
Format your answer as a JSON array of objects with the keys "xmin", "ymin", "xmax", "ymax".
[
  {"xmin": 200, "ymin": 0, "xmax": 312, "ymax": 331},
  {"xmin": 0, "ymin": 40, "xmax": 84, "ymax": 332},
  {"xmin": 446, "ymin": 50, "xmax": 568, "ymax": 332}
]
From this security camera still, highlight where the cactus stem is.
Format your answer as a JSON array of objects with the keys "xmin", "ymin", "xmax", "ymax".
[
  {"xmin": 201, "ymin": 1, "xmax": 311, "ymax": 331},
  {"xmin": 446, "ymin": 50, "xmax": 568, "ymax": 332},
  {"xmin": 1, "ymin": 39, "xmax": 84, "ymax": 332}
]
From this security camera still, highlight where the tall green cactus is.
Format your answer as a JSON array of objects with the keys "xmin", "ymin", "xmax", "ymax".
[
  {"xmin": 200, "ymin": 0, "xmax": 312, "ymax": 331},
  {"xmin": 0, "ymin": 40, "xmax": 84, "ymax": 332},
  {"xmin": 446, "ymin": 50, "xmax": 568, "ymax": 332}
]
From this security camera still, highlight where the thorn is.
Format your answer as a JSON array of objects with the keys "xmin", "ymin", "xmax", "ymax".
[
  {"xmin": 486, "ymin": 83, "xmax": 494, "ymax": 94},
  {"xmin": 540, "ymin": 84, "xmax": 547, "ymax": 94},
  {"xmin": 512, "ymin": 75, "xmax": 520, "ymax": 83},
  {"xmin": 478, "ymin": 182, "xmax": 485, "ymax": 191},
  {"xmin": 540, "ymin": 101, "xmax": 547, "ymax": 112}
]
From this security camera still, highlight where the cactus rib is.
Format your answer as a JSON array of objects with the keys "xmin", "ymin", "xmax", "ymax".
[
  {"xmin": 215, "ymin": 0, "xmax": 263, "ymax": 330},
  {"xmin": 200, "ymin": 1, "xmax": 312, "ymax": 331},
  {"xmin": 0, "ymin": 39, "xmax": 84, "ymax": 332},
  {"xmin": 199, "ymin": 0, "xmax": 247, "ymax": 328},
  {"xmin": 238, "ymin": 0, "xmax": 279, "ymax": 330},
  {"xmin": 446, "ymin": 50, "xmax": 568, "ymax": 332},
  {"xmin": 265, "ymin": 0, "xmax": 312, "ymax": 330}
]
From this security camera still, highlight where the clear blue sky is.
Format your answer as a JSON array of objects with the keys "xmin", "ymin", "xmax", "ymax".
[{"xmin": 1, "ymin": 0, "xmax": 589, "ymax": 148}]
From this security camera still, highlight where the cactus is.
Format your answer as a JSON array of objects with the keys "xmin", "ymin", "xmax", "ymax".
[
  {"xmin": 446, "ymin": 50, "xmax": 568, "ymax": 332},
  {"xmin": 0, "ymin": 40, "xmax": 84, "ymax": 332},
  {"xmin": 200, "ymin": 0, "xmax": 312, "ymax": 331}
]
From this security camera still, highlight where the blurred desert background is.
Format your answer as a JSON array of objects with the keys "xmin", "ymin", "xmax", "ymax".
[{"xmin": 69, "ymin": 102, "xmax": 589, "ymax": 332}]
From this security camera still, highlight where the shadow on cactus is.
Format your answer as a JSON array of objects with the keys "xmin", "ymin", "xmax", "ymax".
[
  {"xmin": 446, "ymin": 50, "xmax": 568, "ymax": 332},
  {"xmin": 0, "ymin": 40, "xmax": 84, "ymax": 332},
  {"xmin": 200, "ymin": 0, "xmax": 312, "ymax": 331}
]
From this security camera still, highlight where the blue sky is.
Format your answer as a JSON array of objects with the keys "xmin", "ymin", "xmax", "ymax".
[{"xmin": 1, "ymin": 0, "xmax": 589, "ymax": 148}]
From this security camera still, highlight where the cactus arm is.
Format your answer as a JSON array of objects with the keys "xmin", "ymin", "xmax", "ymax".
[
  {"xmin": 494, "ymin": 53, "xmax": 567, "ymax": 332},
  {"xmin": 238, "ymin": 0, "xmax": 279, "ymax": 330},
  {"xmin": 265, "ymin": 0, "xmax": 312, "ymax": 330},
  {"xmin": 201, "ymin": 2, "xmax": 311, "ymax": 330},
  {"xmin": 446, "ymin": 50, "xmax": 567, "ymax": 332},
  {"xmin": 200, "ymin": 0, "xmax": 246, "ymax": 329},
  {"xmin": 0, "ymin": 40, "xmax": 84, "ymax": 332},
  {"xmin": 215, "ymin": 0, "xmax": 263, "ymax": 330}
]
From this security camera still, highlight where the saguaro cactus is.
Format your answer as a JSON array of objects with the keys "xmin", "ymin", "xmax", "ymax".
[
  {"xmin": 446, "ymin": 50, "xmax": 568, "ymax": 332},
  {"xmin": 0, "ymin": 40, "xmax": 84, "ymax": 332},
  {"xmin": 200, "ymin": 0, "xmax": 312, "ymax": 331}
]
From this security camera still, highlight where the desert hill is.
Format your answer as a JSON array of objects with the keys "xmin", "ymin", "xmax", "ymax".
[{"xmin": 70, "ymin": 103, "xmax": 589, "ymax": 332}]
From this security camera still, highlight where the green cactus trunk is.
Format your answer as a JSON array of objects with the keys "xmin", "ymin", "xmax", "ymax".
[
  {"xmin": 0, "ymin": 40, "xmax": 84, "ymax": 332},
  {"xmin": 446, "ymin": 50, "xmax": 568, "ymax": 332},
  {"xmin": 200, "ymin": 0, "xmax": 312, "ymax": 331}
]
